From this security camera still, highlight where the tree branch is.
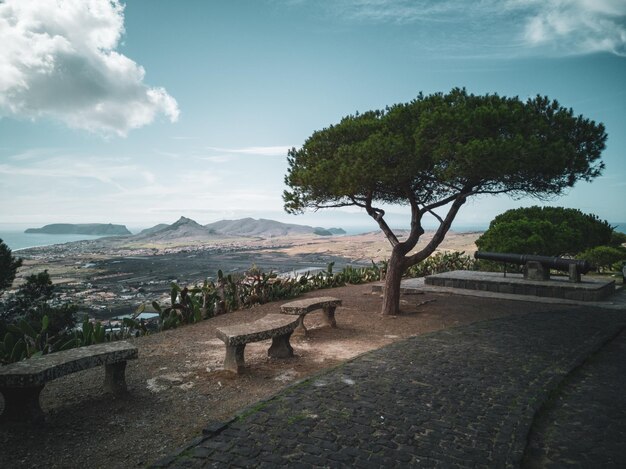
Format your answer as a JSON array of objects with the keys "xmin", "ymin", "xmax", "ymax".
[
  {"xmin": 406, "ymin": 189, "xmax": 471, "ymax": 265},
  {"xmin": 398, "ymin": 192, "xmax": 424, "ymax": 254},
  {"xmin": 365, "ymin": 193, "xmax": 400, "ymax": 247},
  {"xmin": 427, "ymin": 209, "xmax": 444, "ymax": 224},
  {"xmin": 419, "ymin": 191, "xmax": 467, "ymax": 215}
]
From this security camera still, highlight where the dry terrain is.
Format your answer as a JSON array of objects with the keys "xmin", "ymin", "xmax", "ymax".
[
  {"xmin": 0, "ymin": 283, "xmax": 571, "ymax": 468},
  {"xmin": 13, "ymin": 230, "xmax": 481, "ymax": 319}
]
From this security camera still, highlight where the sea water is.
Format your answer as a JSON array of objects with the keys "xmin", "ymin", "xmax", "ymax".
[{"xmin": 0, "ymin": 229, "xmax": 111, "ymax": 251}]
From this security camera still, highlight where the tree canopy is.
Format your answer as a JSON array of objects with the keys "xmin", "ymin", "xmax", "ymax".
[
  {"xmin": 0, "ymin": 239, "xmax": 22, "ymax": 292},
  {"xmin": 283, "ymin": 88, "xmax": 607, "ymax": 314},
  {"xmin": 475, "ymin": 206, "xmax": 614, "ymax": 256}
]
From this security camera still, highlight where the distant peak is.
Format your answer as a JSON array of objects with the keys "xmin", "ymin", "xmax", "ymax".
[{"xmin": 174, "ymin": 216, "xmax": 197, "ymax": 224}]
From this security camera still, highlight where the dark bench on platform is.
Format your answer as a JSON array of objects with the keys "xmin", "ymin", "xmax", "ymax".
[
  {"xmin": 0, "ymin": 341, "xmax": 138, "ymax": 422},
  {"xmin": 216, "ymin": 314, "xmax": 299, "ymax": 374},
  {"xmin": 280, "ymin": 296, "xmax": 342, "ymax": 335}
]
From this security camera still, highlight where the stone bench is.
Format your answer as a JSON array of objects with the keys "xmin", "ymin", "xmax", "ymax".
[
  {"xmin": 0, "ymin": 341, "xmax": 138, "ymax": 423},
  {"xmin": 216, "ymin": 314, "xmax": 299, "ymax": 374},
  {"xmin": 280, "ymin": 296, "xmax": 342, "ymax": 335}
]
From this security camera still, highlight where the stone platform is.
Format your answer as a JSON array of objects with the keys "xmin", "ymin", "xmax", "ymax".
[{"xmin": 424, "ymin": 270, "xmax": 615, "ymax": 301}]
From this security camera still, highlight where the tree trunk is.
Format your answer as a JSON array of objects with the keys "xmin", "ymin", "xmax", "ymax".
[{"xmin": 381, "ymin": 249, "xmax": 405, "ymax": 316}]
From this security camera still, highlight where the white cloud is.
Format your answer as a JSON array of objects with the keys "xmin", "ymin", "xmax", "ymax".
[
  {"xmin": 321, "ymin": 0, "xmax": 626, "ymax": 57},
  {"xmin": 0, "ymin": 0, "xmax": 179, "ymax": 136},
  {"xmin": 516, "ymin": 0, "xmax": 626, "ymax": 56}
]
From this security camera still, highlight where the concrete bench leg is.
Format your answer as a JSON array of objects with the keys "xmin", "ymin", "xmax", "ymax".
[
  {"xmin": 323, "ymin": 305, "xmax": 337, "ymax": 328},
  {"xmin": 0, "ymin": 385, "xmax": 45, "ymax": 423},
  {"xmin": 223, "ymin": 344, "xmax": 246, "ymax": 374},
  {"xmin": 294, "ymin": 315, "xmax": 308, "ymax": 336},
  {"xmin": 104, "ymin": 361, "xmax": 128, "ymax": 395},
  {"xmin": 268, "ymin": 332, "xmax": 294, "ymax": 359}
]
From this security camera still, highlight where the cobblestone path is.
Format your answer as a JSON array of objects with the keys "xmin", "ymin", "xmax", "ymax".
[
  {"xmin": 523, "ymin": 329, "xmax": 626, "ymax": 468},
  {"xmin": 154, "ymin": 308, "xmax": 625, "ymax": 468}
]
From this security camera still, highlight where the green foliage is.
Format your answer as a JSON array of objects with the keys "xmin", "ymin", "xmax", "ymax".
[
  {"xmin": 153, "ymin": 262, "xmax": 387, "ymax": 330},
  {"xmin": 577, "ymin": 246, "xmax": 626, "ymax": 273},
  {"xmin": 476, "ymin": 206, "xmax": 614, "ymax": 256},
  {"xmin": 284, "ymin": 89, "xmax": 606, "ymax": 215},
  {"xmin": 69, "ymin": 312, "xmax": 146, "ymax": 347},
  {"xmin": 0, "ymin": 314, "xmax": 77, "ymax": 364},
  {"xmin": 0, "ymin": 270, "xmax": 77, "ymax": 337},
  {"xmin": 0, "ymin": 238, "xmax": 22, "ymax": 292},
  {"xmin": 405, "ymin": 252, "xmax": 477, "ymax": 278},
  {"xmin": 0, "ymin": 308, "xmax": 148, "ymax": 364},
  {"xmin": 611, "ymin": 231, "xmax": 626, "ymax": 247},
  {"xmin": 153, "ymin": 280, "xmax": 220, "ymax": 330}
]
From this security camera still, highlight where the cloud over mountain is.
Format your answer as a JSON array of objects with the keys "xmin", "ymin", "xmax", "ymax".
[{"xmin": 0, "ymin": 0, "xmax": 179, "ymax": 136}]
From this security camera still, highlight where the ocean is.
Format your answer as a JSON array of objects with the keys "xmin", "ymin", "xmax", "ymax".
[{"xmin": 0, "ymin": 230, "xmax": 112, "ymax": 251}]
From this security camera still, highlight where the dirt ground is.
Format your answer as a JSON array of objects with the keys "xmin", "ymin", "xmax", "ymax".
[{"xmin": 0, "ymin": 283, "xmax": 570, "ymax": 468}]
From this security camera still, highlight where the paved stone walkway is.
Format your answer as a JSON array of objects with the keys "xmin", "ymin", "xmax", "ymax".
[
  {"xmin": 524, "ymin": 329, "xmax": 626, "ymax": 468},
  {"xmin": 154, "ymin": 308, "xmax": 625, "ymax": 468}
]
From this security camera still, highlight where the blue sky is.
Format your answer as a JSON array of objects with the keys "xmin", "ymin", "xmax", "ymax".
[{"xmin": 0, "ymin": 0, "xmax": 625, "ymax": 231}]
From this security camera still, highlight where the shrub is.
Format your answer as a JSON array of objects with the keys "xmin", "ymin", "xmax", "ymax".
[
  {"xmin": 611, "ymin": 231, "xmax": 626, "ymax": 247},
  {"xmin": 152, "ymin": 262, "xmax": 387, "ymax": 330},
  {"xmin": 577, "ymin": 246, "xmax": 626, "ymax": 273},
  {"xmin": 476, "ymin": 206, "xmax": 614, "ymax": 256},
  {"xmin": 405, "ymin": 251, "xmax": 476, "ymax": 278},
  {"xmin": 0, "ymin": 271, "xmax": 77, "ymax": 337}
]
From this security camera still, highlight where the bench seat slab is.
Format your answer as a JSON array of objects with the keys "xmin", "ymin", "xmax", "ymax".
[
  {"xmin": 0, "ymin": 341, "xmax": 138, "ymax": 388},
  {"xmin": 280, "ymin": 297, "xmax": 342, "ymax": 335},
  {"xmin": 216, "ymin": 314, "xmax": 299, "ymax": 374},
  {"xmin": 216, "ymin": 314, "xmax": 299, "ymax": 346},
  {"xmin": 0, "ymin": 341, "xmax": 137, "ymax": 423}
]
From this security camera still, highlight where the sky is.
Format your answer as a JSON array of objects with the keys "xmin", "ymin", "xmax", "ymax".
[{"xmin": 0, "ymin": 0, "xmax": 625, "ymax": 232}]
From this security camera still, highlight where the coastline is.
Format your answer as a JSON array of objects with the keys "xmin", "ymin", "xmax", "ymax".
[{"xmin": 0, "ymin": 231, "xmax": 117, "ymax": 251}]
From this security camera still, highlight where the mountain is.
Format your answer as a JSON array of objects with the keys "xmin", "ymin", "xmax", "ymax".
[
  {"xmin": 25, "ymin": 223, "xmax": 131, "ymax": 236},
  {"xmin": 137, "ymin": 224, "xmax": 169, "ymax": 236},
  {"xmin": 204, "ymin": 218, "xmax": 342, "ymax": 237},
  {"xmin": 133, "ymin": 217, "xmax": 346, "ymax": 242},
  {"xmin": 133, "ymin": 216, "xmax": 216, "ymax": 242}
]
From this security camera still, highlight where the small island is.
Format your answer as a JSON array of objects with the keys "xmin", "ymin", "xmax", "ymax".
[{"xmin": 25, "ymin": 223, "xmax": 131, "ymax": 236}]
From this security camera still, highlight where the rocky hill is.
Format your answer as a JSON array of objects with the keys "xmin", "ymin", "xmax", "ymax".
[
  {"xmin": 134, "ymin": 217, "xmax": 346, "ymax": 242},
  {"xmin": 132, "ymin": 217, "xmax": 217, "ymax": 242},
  {"xmin": 204, "ymin": 218, "xmax": 344, "ymax": 237},
  {"xmin": 25, "ymin": 223, "xmax": 131, "ymax": 235},
  {"xmin": 137, "ymin": 224, "xmax": 169, "ymax": 236}
]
